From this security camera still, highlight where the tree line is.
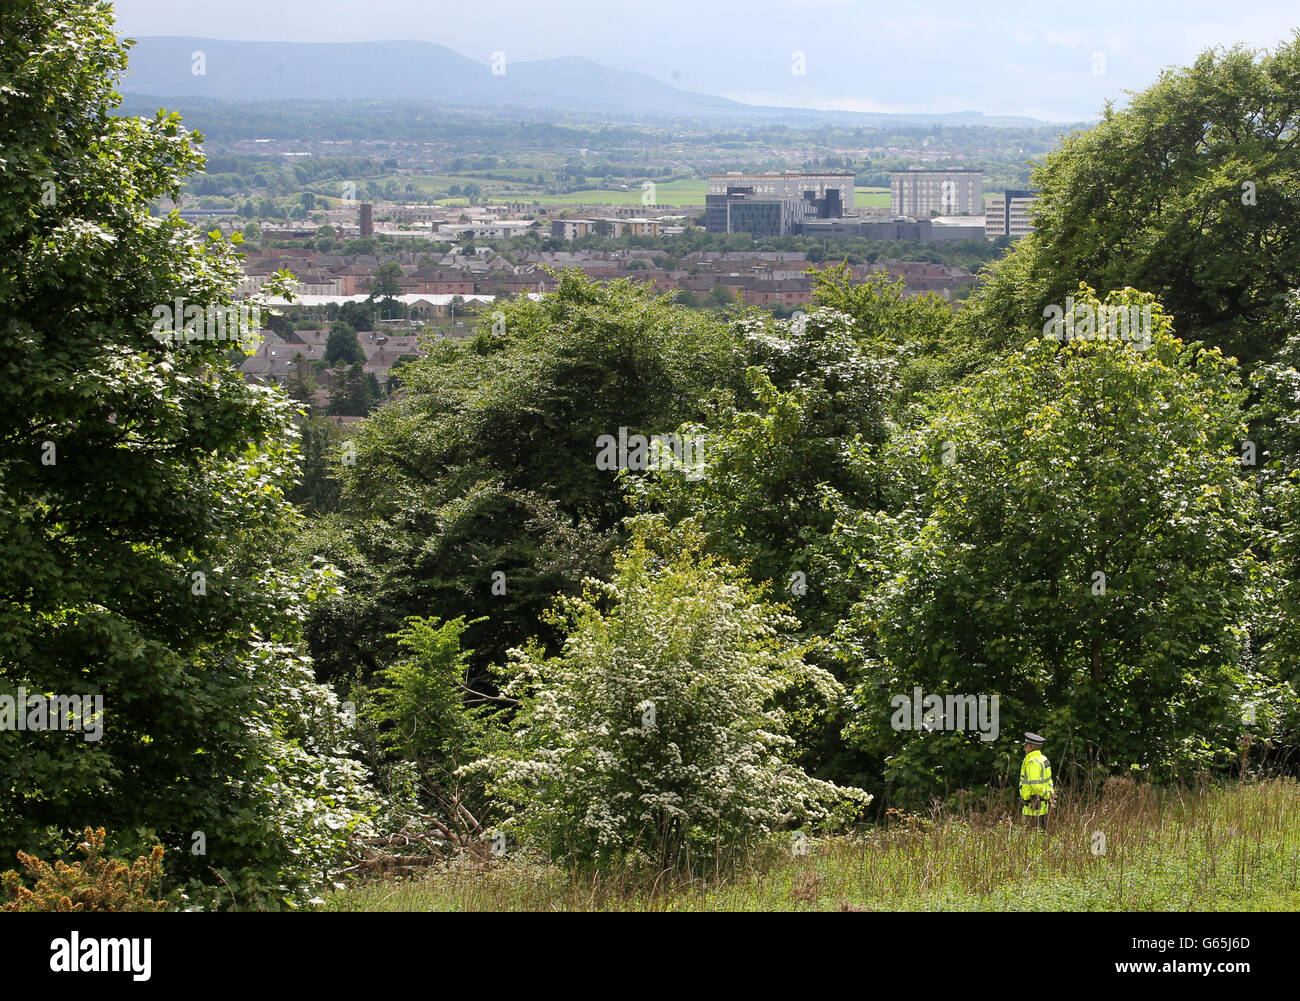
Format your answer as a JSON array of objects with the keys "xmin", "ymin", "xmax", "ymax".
[{"xmin": 3, "ymin": 2, "xmax": 1299, "ymax": 905}]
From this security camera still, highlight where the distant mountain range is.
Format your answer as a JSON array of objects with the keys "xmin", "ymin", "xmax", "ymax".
[{"xmin": 119, "ymin": 37, "xmax": 1063, "ymax": 128}]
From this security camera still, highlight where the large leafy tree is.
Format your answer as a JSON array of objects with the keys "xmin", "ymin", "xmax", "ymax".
[
  {"xmin": 297, "ymin": 273, "xmax": 745, "ymax": 685},
  {"xmin": 0, "ymin": 1, "xmax": 371, "ymax": 903},
  {"xmin": 368, "ymin": 261, "xmax": 404, "ymax": 301},
  {"xmin": 324, "ymin": 320, "xmax": 363, "ymax": 365},
  {"xmin": 630, "ymin": 314, "xmax": 895, "ymax": 635},
  {"xmin": 963, "ymin": 33, "xmax": 1300, "ymax": 369},
  {"xmin": 838, "ymin": 289, "xmax": 1275, "ymax": 804}
]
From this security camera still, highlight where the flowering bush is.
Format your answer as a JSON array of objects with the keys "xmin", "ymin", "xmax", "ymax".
[{"xmin": 467, "ymin": 538, "xmax": 870, "ymax": 873}]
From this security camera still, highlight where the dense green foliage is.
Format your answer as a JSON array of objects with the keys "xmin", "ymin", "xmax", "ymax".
[
  {"xmin": 1249, "ymin": 291, "xmax": 1300, "ymax": 733},
  {"xmin": 839, "ymin": 288, "xmax": 1268, "ymax": 798},
  {"xmin": 295, "ymin": 273, "xmax": 747, "ymax": 684},
  {"xmin": 0, "ymin": 1, "xmax": 373, "ymax": 906},
  {"xmin": 962, "ymin": 32, "xmax": 1300, "ymax": 369},
  {"xmin": 325, "ymin": 321, "xmax": 364, "ymax": 365}
]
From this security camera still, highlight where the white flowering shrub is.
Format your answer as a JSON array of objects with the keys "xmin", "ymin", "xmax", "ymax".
[{"xmin": 465, "ymin": 538, "xmax": 870, "ymax": 872}]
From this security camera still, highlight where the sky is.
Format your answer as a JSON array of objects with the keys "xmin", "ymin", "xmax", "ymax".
[{"xmin": 110, "ymin": 1, "xmax": 1299, "ymax": 122}]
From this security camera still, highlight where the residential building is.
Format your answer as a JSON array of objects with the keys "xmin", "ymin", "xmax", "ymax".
[
  {"xmin": 621, "ymin": 218, "xmax": 661, "ymax": 238},
  {"xmin": 890, "ymin": 169, "xmax": 984, "ymax": 217},
  {"xmin": 985, "ymin": 189, "xmax": 1039, "ymax": 239},
  {"xmin": 551, "ymin": 219, "xmax": 594, "ymax": 240}
]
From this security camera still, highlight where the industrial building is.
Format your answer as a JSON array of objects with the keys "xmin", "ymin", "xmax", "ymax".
[
  {"xmin": 705, "ymin": 172, "xmax": 856, "ymax": 236},
  {"xmin": 801, "ymin": 216, "xmax": 986, "ymax": 242}
]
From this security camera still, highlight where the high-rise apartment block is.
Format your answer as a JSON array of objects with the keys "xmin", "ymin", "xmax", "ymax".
[
  {"xmin": 985, "ymin": 189, "xmax": 1038, "ymax": 239},
  {"xmin": 705, "ymin": 172, "xmax": 855, "ymax": 237},
  {"xmin": 890, "ymin": 169, "xmax": 983, "ymax": 217}
]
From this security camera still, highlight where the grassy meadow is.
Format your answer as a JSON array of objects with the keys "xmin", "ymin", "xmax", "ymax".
[
  {"xmin": 332, "ymin": 174, "xmax": 893, "ymax": 209},
  {"xmin": 323, "ymin": 779, "xmax": 1300, "ymax": 912}
]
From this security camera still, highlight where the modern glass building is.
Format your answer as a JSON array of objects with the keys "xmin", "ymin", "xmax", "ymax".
[{"xmin": 705, "ymin": 172, "xmax": 855, "ymax": 235}]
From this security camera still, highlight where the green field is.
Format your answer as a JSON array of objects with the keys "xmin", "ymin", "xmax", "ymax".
[
  {"xmin": 478, "ymin": 178, "xmax": 710, "ymax": 208},
  {"xmin": 854, "ymin": 187, "xmax": 891, "ymax": 208},
  {"xmin": 316, "ymin": 177, "xmax": 894, "ymax": 211},
  {"xmin": 324, "ymin": 779, "xmax": 1300, "ymax": 912},
  {"xmin": 525, "ymin": 183, "xmax": 893, "ymax": 210}
]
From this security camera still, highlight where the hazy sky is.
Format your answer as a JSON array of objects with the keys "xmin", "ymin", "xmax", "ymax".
[{"xmin": 111, "ymin": 1, "xmax": 1299, "ymax": 121}]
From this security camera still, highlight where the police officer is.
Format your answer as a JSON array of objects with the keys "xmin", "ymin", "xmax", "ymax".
[{"xmin": 1020, "ymin": 732, "xmax": 1053, "ymax": 829}]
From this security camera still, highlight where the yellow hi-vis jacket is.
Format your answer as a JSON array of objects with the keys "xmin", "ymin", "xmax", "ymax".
[{"xmin": 1020, "ymin": 749, "xmax": 1053, "ymax": 816}]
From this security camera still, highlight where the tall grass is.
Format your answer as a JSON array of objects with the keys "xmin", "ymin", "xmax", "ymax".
[{"xmin": 322, "ymin": 778, "xmax": 1300, "ymax": 911}]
